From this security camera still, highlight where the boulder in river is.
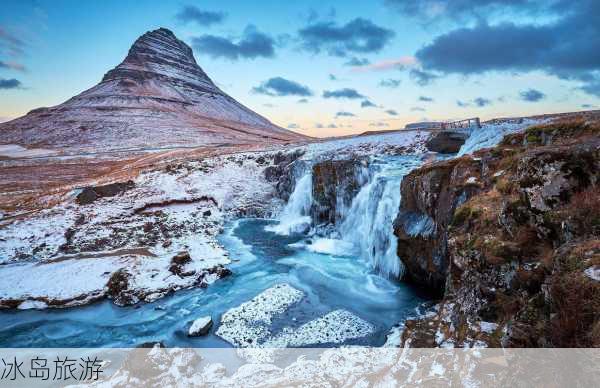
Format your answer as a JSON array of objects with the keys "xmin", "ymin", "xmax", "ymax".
[{"xmin": 188, "ymin": 316, "xmax": 213, "ymax": 336}]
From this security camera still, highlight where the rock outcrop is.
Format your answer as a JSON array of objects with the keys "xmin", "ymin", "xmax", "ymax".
[
  {"xmin": 394, "ymin": 157, "xmax": 482, "ymax": 294},
  {"xmin": 76, "ymin": 180, "xmax": 135, "ymax": 205},
  {"xmin": 0, "ymin": 28, "xmax": 307, "ymax": 153},
  {"xmin": 425, "ymin": 131, "xmax": 468, "ymax": 153},
  {"xmin": 311, "ymin": 158, "xmax": 368, "ymax": 225},
  {"xmin": 394, "ymin": 118, "xmax": 600, "ymax": 347},
  {"xmin": 264, "ymin": 149, "xmax": 306, "ymax": 201}
]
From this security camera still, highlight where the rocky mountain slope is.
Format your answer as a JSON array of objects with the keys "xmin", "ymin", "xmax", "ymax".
[
  {"xmin": 393, "ymin": 118, "xmax": 600, "ymax": 347},
  {"xmin": 0, "ymin": 28, "xmax": 306, "ymax": 154}
]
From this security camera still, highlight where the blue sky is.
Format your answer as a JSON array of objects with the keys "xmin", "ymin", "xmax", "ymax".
[{"xmin": 1, "ymin": 0, "xmax": 599, "ymax": 137}]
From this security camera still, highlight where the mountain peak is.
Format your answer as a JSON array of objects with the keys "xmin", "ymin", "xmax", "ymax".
[
  {"xmin": 101, "ymin": 27, "xmax": 218, "ymax": 93},
  {"xmin": 0, "ymin": 28, "xmax": 307, "ymax": 153}
]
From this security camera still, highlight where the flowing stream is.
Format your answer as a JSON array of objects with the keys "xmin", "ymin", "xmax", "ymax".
[
  {"xmin": 0, "ymin": 154, "xmax": 431, "ymax": 348},
  {"xmin": 0, "ymin": 216, "xmax": 429, "ymax": 347}
]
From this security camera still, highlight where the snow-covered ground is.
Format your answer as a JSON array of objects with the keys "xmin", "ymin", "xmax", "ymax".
[
  {"xmin": 0, "ymin": 152, "xmax": 277, "ymax": 308},
  {"xmin": 0, "ymin": 130, "xmax": 430, "ymax": 310},
  {"xmin": 0, "ymin": 144, "xmax": 58, "ymax": 158}
]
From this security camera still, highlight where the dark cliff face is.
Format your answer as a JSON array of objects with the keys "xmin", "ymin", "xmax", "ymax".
[
  {"xmin": 264, "ymin": 150, "xmax": 307, "ymax": 201},
  {"xmin": 395, "ymin": 118, "xmax": 600, "ymax": 348},
  {"xmin": 311, "ymin": 158, "xmax": 368, "ymax": 225},
  {"xmin": 394, "ymin": 157, "xmax": 482, "ymax": 295},
  {"xmin": 425, "ymin": 131, "xmax": 468, "ymax": 154}
]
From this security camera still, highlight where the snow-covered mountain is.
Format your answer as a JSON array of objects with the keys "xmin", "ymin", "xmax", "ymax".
[{"xmin": 0, "ymin": 28, "xmax": 307, "ymax": 153}]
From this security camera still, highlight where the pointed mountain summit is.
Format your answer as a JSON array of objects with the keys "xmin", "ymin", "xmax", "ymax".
[{"xmin": 0, "ymin": 28, "xmax": 306, "ymax": 154}]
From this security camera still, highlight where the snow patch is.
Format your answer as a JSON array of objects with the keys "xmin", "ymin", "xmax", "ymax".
[
  {"xmin": 264, "ymin": 310, "xmax": 375, "ymax": 347},
  {"xmin": 215, "ymin": 283, "xmax": 304, "ymax": 347},
  {"xmin": 584, "ymin": 265, "xmax": 600, "ymax": 282}
]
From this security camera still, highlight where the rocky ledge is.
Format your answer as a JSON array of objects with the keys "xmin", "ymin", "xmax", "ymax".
[
  {"xmin": 394, "ymin": 118, "xmax": 600, "ymax": 347},
  {"xmin": 311, "ymin": 158, "xmax": 369, "ymax": 225}
]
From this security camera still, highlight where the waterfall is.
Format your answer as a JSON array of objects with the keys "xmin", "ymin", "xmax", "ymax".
[
  {"xmin": 266, "ymin": 172, "xmax": 313, "ymax": 235},
  {"xmin": 337, "ymin": 156, "xmax": 423, "ymax": 278},
  {"xmin": 338, "ymin": 172, "xmax": 403, "ymax": 278},
  {"xmin": 268, "ymin": 154, "xmax": 423, "ymax": 279},
  {"xmin": 267, "ymin": 120, "xmax": 541, "ymax": 279}
]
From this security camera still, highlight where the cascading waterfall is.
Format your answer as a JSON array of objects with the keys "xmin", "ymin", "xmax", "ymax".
[
  {"xmin": 268, "ymin": 123, "xmax": 540, "ymax": 280},
  {"xmin": 266, "ymin": 172, "xmax": 313, "ymax": 235},
  {"xmin": 338, "ymin": 171, "xmax": 402, "ymax": 278},
  {"xmin": 269, "ymin": 154, "xmax": 424, "ymax": 279},
  {"xmin": 338, "ymin": 156, "xmax": 424, "ymax": 278}
]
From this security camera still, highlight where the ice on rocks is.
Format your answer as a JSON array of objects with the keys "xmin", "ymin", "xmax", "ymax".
[
  {"xmin": 0, "ymin": 152, "xmax": 277, "ymax": 308},
  {"xmin": 264, "ymin": 309, "xmax": 375, "ymax": 347},
  {"xmin": 216, "ymin": 284, "xmax": 375, "ymax": 348},
  {"xmin": 215, "ymin": 283, "xmax": 304, "ymax": 347},
  {"xmin": 188, "ymin": 316, "xmax": 213, "ymax": 336},
  {"xmin": 478, "ymin": 321, "xmax": 498, "ymax": 334}
]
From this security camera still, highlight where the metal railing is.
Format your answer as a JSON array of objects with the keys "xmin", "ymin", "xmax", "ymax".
[{"xmin": 441, "ymin": 117, "xmax": 481, "ymax": 130}]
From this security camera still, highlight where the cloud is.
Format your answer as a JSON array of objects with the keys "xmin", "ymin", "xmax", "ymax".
[
  {"xmin": 297, "ymin": 98, "xmax": 309, "ymax": 103},
  {"xmin": 385, "ymin": 109, "xmax": 398, "ymax": 116},
  {"xmin": 384, "ymin": 0, "xmax": 544, "ymax": 20},
  {"xmin": 379, "ymin": 79, "xmax": 401, "ymax": 88},
  {"xmin": 323, "ymin": 88, "xmax": 365, "ymax": 99},
  {"xmin": 520, "ymin": 88, "xmax": 545, "ymax": 102},
  {"xmin": 579, "ymin": 80, "xmax": 600, "ymax": 97},
  {"xmin": 0, "ymin": 26, "xmax": 25, "ymax": 56},
  {"xmin": 474, "ymin": 97, "xmax": 492, "ymax": 107},
  {"xmin": 287, "ymin": 123, "xmax": 300, "ymax": 129},
  {"xmin": 176, "ymin": 5, "xmax": 226, "ymax": 26},
  {"xmin": 361, "ymin": 99, "xmax": 377, "ymax": 108},
  {"xmin": 413, "ymin": 1, "xmax": 600, "ymax": 95},
  {"xmin": 328, "ymin": 123, "xmax": 338, "ymax": 128},
  {"xmin": 369, "ymin": 122, "xmax": 389, "ymax": 127},
  {"xmin": 191, "ymin": 25, "xmax": 276, "ymax": 60},
  {"xmin": 252, "ymin": 77, "xmax": 313, "ymax": 97},
  {"xmin": 335, "ymin": 111, "xmax": 355, "ymax": 118},
  {"xmin": 581, "ymin": 104, "xmax": 594, "ymax": 109},
  {"xmin": 298, "ymin": 18, "xmax": 395, "ymax": 57},
  {"xmin": 0, "ymin": 78, "xmax": 21, "ymax": 89},
  {"xmin": 344, "ymin": 57, "xmax": 370, "ymax": 66},
  {"xmin": 457, "ymin": 97, "xmax": 493, "ymax": 107},
  {"xmin": 410, "ymin": 69, "xmax": 439, "ymax": 86},
  {"xmin": 351, "ymin": 56, "xmax": 417, "ymax": 72},
  {"xmin": 411, "ymin": 107, "xmax": 426, "ymax": 112},
  {"xmin": 0, "ymin": 60, "xmax": 26, "ymax": 72},
  {"xmin": 419, "ymin": 96, "xmax": 433, "ymax": 102}
]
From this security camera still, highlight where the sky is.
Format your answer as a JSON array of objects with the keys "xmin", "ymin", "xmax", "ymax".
[{"xmin": 0, "ymin": 0, "xmax": 599, "ymax": 137}]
